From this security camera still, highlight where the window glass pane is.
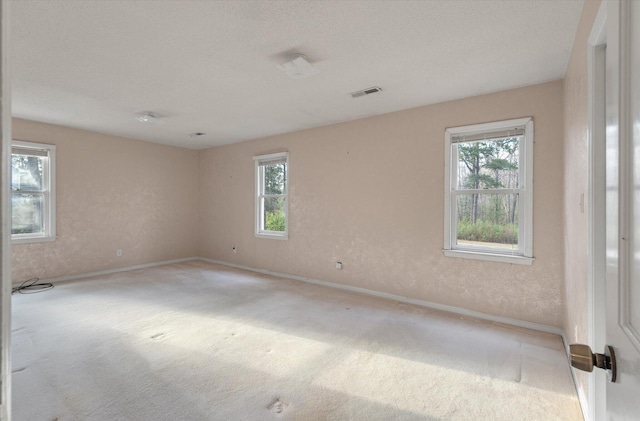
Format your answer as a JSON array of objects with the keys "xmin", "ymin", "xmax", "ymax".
[
  {"xmin": 11, "ymin": 154, "xmax": 44, "ymax": 191},
  {"xmin": 11, "ymin": 193, "xmax": 44, "ymax": 235},
  {"xmin": 456, "ymin": 193, "xmax": 518, "ymax": 250},
  {"xmin": 263, "ymin": 162, "xmax": 287, "ymax": 195},
  {"xmin": 456, "ymin": 137, "xmax": 520, "ymax": 190},
  {"xmin": 262, "ymin": 196, "xmax": 286, "ymax": 232}
]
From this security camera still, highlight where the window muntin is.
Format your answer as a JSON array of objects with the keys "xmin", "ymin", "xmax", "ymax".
[
  {"xmin": 11, "ymin": 141, "xmax": 56, "ymax": 243},
  {"xmin": 254, "ymin": 152, "xmax": 288, "ymax": 239},
  {"xmin": 444, "ymin": 118, "xmax": 533, "ymax": 264}
]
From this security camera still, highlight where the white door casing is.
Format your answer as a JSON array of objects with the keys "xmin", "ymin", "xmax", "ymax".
[
  {"xmin": 0, "ymin": 1, "xmax": 10, "ymax": 420},
  {"xmin": 604, "ymin": 0, "xmax": 640, "ymax": 419},
  {"xmin": 586, "ymin": 2, "xmax": 607, "ymax": 420}
]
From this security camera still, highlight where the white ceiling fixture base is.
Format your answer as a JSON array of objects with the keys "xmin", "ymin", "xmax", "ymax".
[
  {"xmin": 135, "ymin": 112, "xmax": 165, "ymax": 125},
  {"xmin": 277, "ymin": 53, "xmax": 320, "ymax": 79}
]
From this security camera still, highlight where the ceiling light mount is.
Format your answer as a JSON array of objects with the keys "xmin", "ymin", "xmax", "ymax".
[
  {"xmin": 277, "ymin": 53, "xmax": 320, "ymax": 79},
  {"xmin": 135, "ymin": 112, "xmax": 165, "ymax": 125}
]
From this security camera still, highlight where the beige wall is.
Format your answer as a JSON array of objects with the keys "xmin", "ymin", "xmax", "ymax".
[
  {"xmin": 11, "ymin": 70, "xmax": 570, "ymax": 330},
  {"xmin": 562, "ymin": 0, "xmax": 602, "ymax": 414},
  {"xmin": 11, "ymin": 119, "xmax": 199, "ymax": 282},
  {"xmin": 199, "ymin": 80, "xmax": 566, "ymax": 328}
]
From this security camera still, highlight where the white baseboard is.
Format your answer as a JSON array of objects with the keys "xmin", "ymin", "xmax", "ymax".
[
  {"xmin": 14, "ymin": 257, "xmax": 199, "ymax": 286},
  {"xmin": 15, "ymin": 255, "xmax": 564, "ymax": 338},
  {"xmin": 199, "ymin": 257, "xmax": 564, "ymax": 337}
]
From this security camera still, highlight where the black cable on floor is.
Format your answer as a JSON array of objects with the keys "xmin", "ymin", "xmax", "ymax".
[{"xmin": 12, "ymin": 277, "xmax": 54, "ymax": 294}]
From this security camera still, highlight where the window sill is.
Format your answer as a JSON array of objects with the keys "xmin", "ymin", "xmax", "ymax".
[
  {"xmin": 12, "ymin": 235, "xmax": 56, "ymax": 245},
  {"xmin": 443, "ymin": 249, "xmax": 534, "ymax": 265},
  {"xmin": 255, "ymin": 232, "xmax": 288, "ymax": 240}
]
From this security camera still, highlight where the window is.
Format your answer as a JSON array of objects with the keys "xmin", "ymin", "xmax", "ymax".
[
  {"xmin": 11, "ymin": 140, "xmax": 56, "ymax": 243},
  {"xmin": 444, "ymin": 118, "xmax": 533, "ymax": 265},
  {"xmin": 254, "ymin": 152, "xmax": 288, "ymax": 239}
]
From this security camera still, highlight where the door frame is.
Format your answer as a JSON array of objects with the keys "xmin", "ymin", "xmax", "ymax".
[
  {"xmin": 0, "ymin": 0, "xmax": 10, "ymax": 419},
  {"xmin": 586, "ymin": 2, "xmax": 607, "ymax": 421}
]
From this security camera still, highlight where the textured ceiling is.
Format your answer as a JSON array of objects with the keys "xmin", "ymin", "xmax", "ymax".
[{"xmin": 12, "ymin": 0, "xmax": 584, "ymax": 150}]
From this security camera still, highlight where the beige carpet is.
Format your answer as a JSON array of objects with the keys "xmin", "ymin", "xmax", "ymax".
[{"xmin": 11, "ymin": 260, "xmax": 583, "ymax": 420}]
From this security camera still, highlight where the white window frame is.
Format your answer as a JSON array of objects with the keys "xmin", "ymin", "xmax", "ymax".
[
  {"xmin": 254, "ymin": 151, "xmax": 288, "ymax": 240},
  {"xmin": 11, "ymin": 140, "xmax": 56, "ymax": 244},
  {"xmin": 443, "ymin": 117, "xmax": 534, "ymax": 265}
]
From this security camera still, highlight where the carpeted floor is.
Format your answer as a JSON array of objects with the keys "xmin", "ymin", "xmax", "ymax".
[{"xmin": 11, "ymin": 260, "xmax": 583, "ymax": 420}]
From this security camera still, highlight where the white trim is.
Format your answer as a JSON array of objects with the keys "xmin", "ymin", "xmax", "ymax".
[
  {"xmin": 616, "ymin": 0, "xmax": 640, "ymax": 354},
  {"xmin": 522, "ymin": 118, "xmax": 534, "ymax": 258},
  {"xmin": 11, "ymin": 235, "xmax": 56, "ymax": 244},
  {"xmin": 452, "ymin": 188, "xmax": 522, "ymax": 195},
  {"xmin": 255, "ymin": 233, "xmax": 289, "ymax": 240},
  {"xmin": 199, "ymin": 257, "xmax": 562, "ymax": 336},
  {"xmin": 585, "ymin": 3, "xmax": 608, "ymax": 421},
  {"xmin": 254, "ymin": 151, "xmax": 288, "ymax": 240},
  {"xmin": 17, "ymin": 257, "xmax": 199, "ymax": 286},
  {"xmin": 11, "ymin": 139, "xmax": 54, "ymax": 152},
  {"xmin": 444, "ymin": 117, "xmax": 534, "ymax": 262},
  {"xmin": 10, "ymin": 253, "xmax": 561, "ymax": 338},
  {"xmin": 252, "ymin": 151, "xmax": 287, "ymax": 162},
  {"xmin": 444, "ymin": 129, "xmax": 453, "ymax": 250},
  {"xmin": 0, "ymin": 1, "xmax": 11, "ymax": 418},
  {"xmin": 445, "ymin": 117, "xmax": 532, "ymax": 137},
  {"xmin": 10, "ymin": 140, "xmax": 56, "ymax": 244},
  {"xmin": 443, "ymin": 249, "xmax": 534, "ymax": 265},
  {"xmin": 10, "ymin": 255, "xmax": 560, "ymax": 336}
]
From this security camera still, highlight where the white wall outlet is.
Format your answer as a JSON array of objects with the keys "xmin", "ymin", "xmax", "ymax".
[
  {"xmin": 116, "ymin": 249, "xmax": 123, "ymax": 257},
  {"xmin": 336, "ymin": 262, "xmax": 342, "ymax": 270},
  {"xmin": 232, "ymin": 245, "xmax": 237, "ymax": 253}
]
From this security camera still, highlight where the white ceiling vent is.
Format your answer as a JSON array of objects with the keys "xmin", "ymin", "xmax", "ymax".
[{"xmin": 350, "ymin": 86, "xmax": 383, "ymax": 99}]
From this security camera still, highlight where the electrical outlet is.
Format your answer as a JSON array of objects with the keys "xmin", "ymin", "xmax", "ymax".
[
  {"xmin": 232, "ymin": 245, "xmax": 237, "ymax": 253},
  {"xmin": 116, "ymin": 249, "xmax": 123, "ymax": 257}
]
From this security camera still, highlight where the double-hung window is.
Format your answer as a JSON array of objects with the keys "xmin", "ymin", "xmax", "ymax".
[
  {"xmin": 11, "ymin": 140, "xmax": 56, "ymax": 243},
  {"xmin": 444, "ymin": 118, "xmax": 533, "ymax": 265},
  {"xmin": 254, "ymin": 152, "xmax": 288, "ymax": 239}
]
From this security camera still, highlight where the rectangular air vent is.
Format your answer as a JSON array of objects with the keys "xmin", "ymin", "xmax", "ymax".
[{"xmin": 350, "ymin": 86, "xmax": 383, "ymax": 98}]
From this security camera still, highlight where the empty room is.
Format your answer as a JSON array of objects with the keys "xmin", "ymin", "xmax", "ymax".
[{"xmin": 1, "ymin": 0, "xmax": 639, "ymax": 420}]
